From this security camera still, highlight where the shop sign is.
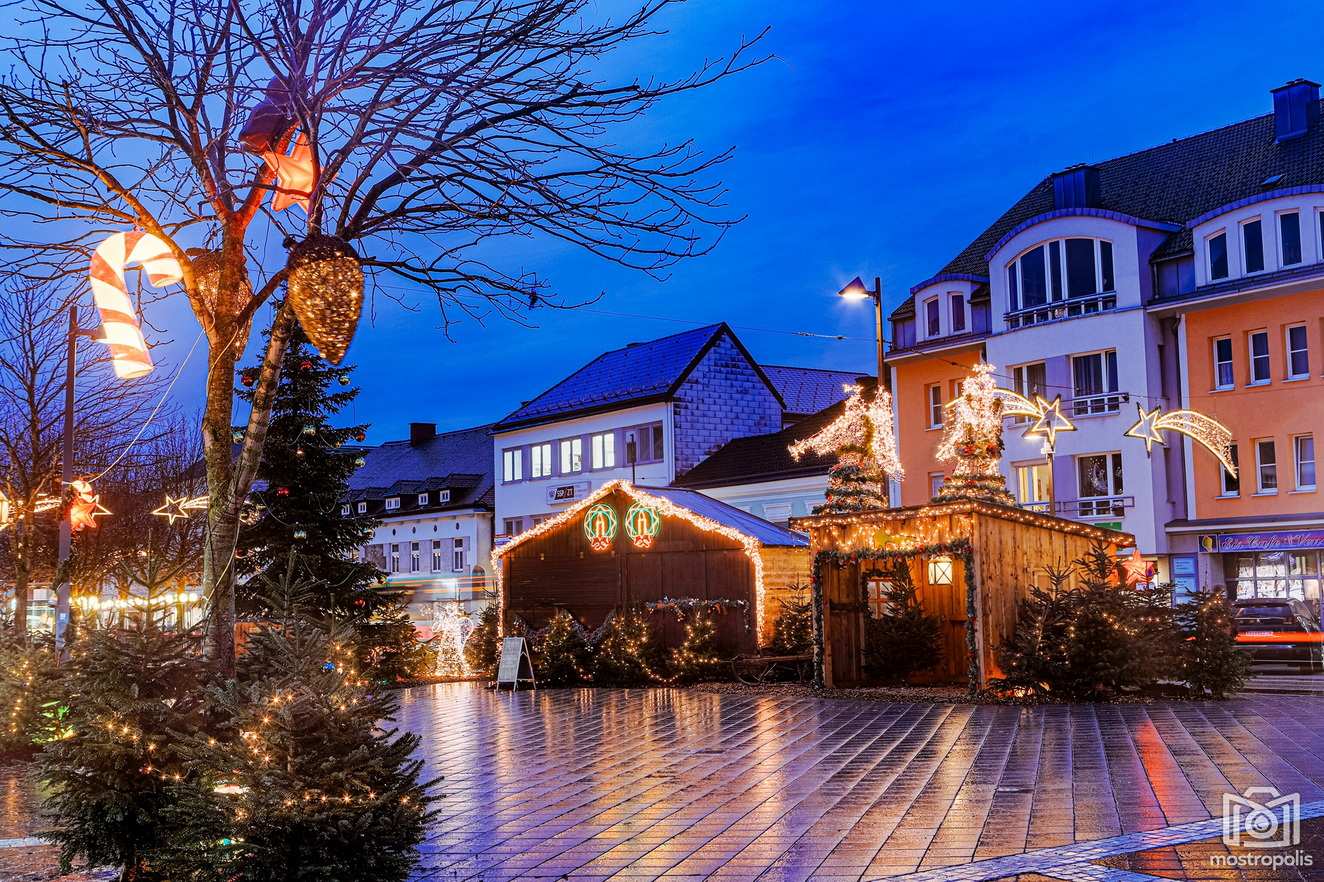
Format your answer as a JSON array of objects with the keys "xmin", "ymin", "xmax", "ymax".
[
  {"xmin": 546, "ymin": 481, "xmax": 590, "ymax": 506},
  {"xmin": 1199, "ymin": 531, "xmax": 1324, "ymax": 554}
]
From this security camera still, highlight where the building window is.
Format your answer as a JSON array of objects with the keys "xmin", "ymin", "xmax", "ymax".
[
  {"xmin": 1207, "ymin": 231, "xmax": 1228, "ymax": 280},
  {"xmin": 624, "ymin": 422, "xmax": 665, "ymax": 465},
  {"xmin": 1076, "ymin": 452, "xmax": 1124, "ymax": 517},
  {"xmin": 1228, "ymin": 551, "xmax": 1322, "ymax": 617},
  {"xmin": 927, "ymin": 556, "xmax": 953, "ymax": 585},
  {"xmin": 417, "ymin": 492, "xmax": 429, "ymax": 506},
  {"xmin": 1255, "ymin": 439, "xmax": 1278, "ymax": 493},
  {"xmin": 1249, "ymin": 330, "xmax": 1271, "ymax": 385},
  {"xmin": 1221, "ymin": 445, "xmax": 1240, "ymax": 496},
  {"xmin": 763, "ymin": 502, "xmax": 792, "ymax": 526},
  {"xmin": 865, "ymin": 574, "xmax": 894, "ymax": 618},
  {"xmin": 560, "ymin": 438, "xmax": 583, "ymax": 473},
  {"xmin": 389, "ymin": 543, "xmax": 400, "ymax": 573},
  {"xmin": 1012, "ymin": 362, "xmax": 1046, "ymax": 422},
  {"xmin": 1280, "ymin": 211, "xmax": 1302, "ymax": 266},
  {"xmin": 431, "ymin": 540, "xmax": 442, "ymax": 572},
  {"xmin": 928, "ymin": 472, "xmax": 944, "ymax": 498},
  {"xmin": 924, "ymin": 297, "xmax": 940, "ymax": 336},
  {"xmin": 1286, "ymin": 324, "xmax": 1309, "ymax": 379},
  {"xmin": 502, "ymin": 517, "xmax": 523, "ymax": 536},
  {"xmin": 1007, "ymin": 237, "xmax": 1115, "ymax": 310},
  {"xmin": 452, "ymin": 537, "xmax": 467, "ymax": 572},
  {"xmin": 356, "ymin": 501, "xmax": 367, "ymax": 514},
  {"xmin": 1213, "ymin": 337, "xmax": 1234, "ymax": 390},
  {"xmin": 591, "ymin": 432, "xmax": 616, "ymax": 469},
  {"xmin": 949, "ymin": 293, "xmax": 966, "ymax": 332},
  {"xmin": 1295, "ymin": 435, "xmax": 1316, "ymax": 490},
  {"xmin": 340, "ymin": 504, "xmax": 350, "ymax": 516},
  {"xmin": 926, "ymin": 384, "xmax": 943, "ymax": 428},
  {"xmin": 385, "ymin": 496, "xmax": 400, "ymax": 511},
  {"xmin": 410, "ymin": 541, "xmax": 420, "ymax": 573},
  {"xmin": 1070, "ymin": 350, "xmax": 1120, "ymax": 415},
  {"xmin": 1241, "ymin": 218, "xmax": 1264, "ymax": 273},
  {"xmin": 1016, "ymin": 462, "xmax": 1051, "ymax": 511},
  {"xmin": 502, "ymin": 448, "xmax": 523, "ymax": 482},
  {"xmin": 530, "ymin": 442, "xmax": 552, "ymax": 479}
]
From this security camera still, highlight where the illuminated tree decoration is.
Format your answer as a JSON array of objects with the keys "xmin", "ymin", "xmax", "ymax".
[
  {"xmin": 189, "ymin": 249, "xmax": 253, "ymax": 325},
  {"xmin": 286, "ymin": 235, "xmax": 364, "ymax": 364},
  {"xmin": 1120, "ymin": 547, "xmax": 1155, "ymax": 586},
  {"xmin": 260, "ymin": 131, "xmax": 317, "ymax": 213},
  {"xmin": 583, "ymin": 502, "xmax": 618, "ymax": 551},
  {"xmin": 624, "ymin": 502, "xmax": 662, "ymax": 549},
  {"xmin": 430, "ymin": 602, "xmax": 473, "ymax": 678},
  {"xmin": 993, "ymin": 388, "xmax": 1076, "ymax": 451},
  {"xmin": 89, "ymin": 231, "xmax": 183, "ymax": 379},
  {"xmin": 67, "ymin": 479, "xmax": 110, "ymax": 532},
  {"xmin": 1125, "ymin": 404, "xmax": 1236, "ymax": 477},
  {"xmin": 934, "ymin": 363, "xmax": 1016, "ymax": 505},
  {"xmin": 789, "ymin": 384, "xmax": 901, "ymax": 514}
]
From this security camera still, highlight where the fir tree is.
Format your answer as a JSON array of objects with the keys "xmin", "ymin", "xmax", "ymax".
[
  {"xmin": 862, "ymin": 559, "xmax": 941, "ymax": 684},
  {"xmin": 357, "ymin": 593, "xmax": 434, "ymax": 685},
  {"xmin": 0, "ymin": 633, "xmax": 59, "ymax": 755},
  {"xmin": 37, "ymin": 589, "xmax": 208, "ymax": 880},
  {"xmin": 768, "ymin": 586, "xmax": 814, "ymax": 655},
  {"xmin": 670, "ymin": 606, "xmax": 723, "ymax": 682},
  {"xmin": 532, "ymin": 610, "xmax": 591, "ymax": 687},
  {"xmin": 236, "ymin": 318, "xmax": 377, "ymax": 616},
  {"xmin": 463, "ymin": 602, "xmax": 501, "ymax": 675},
  {"xmin": 591, "ymin": 607, "xmax": 662, "ymax": 686},
  {"xmin": 1177, "ymin": 589, "xmax": 1249, "ymax": 699},
  {"xmin": 162, "ymin": 561, "xmax": 437, "ymax": 882}
]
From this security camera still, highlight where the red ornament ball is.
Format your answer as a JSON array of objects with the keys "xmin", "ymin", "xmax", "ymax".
[
  {"xmin": 299, "ymin": 359, "xmax": 313, "ymax": 371},
  {"xmin": 240, "ymin": 370, "xmax": 256, "ymax": 387},
  {"xmin": 354, "ymin": 430, "xmax": 366, "ymax": 442},
  {"xmin": 276, "ymin": 486, "xmax": 290, "ymax": 497},
  {"xmin": 353, "ymin": 597, "xmax": 366, "ymax": 608}
]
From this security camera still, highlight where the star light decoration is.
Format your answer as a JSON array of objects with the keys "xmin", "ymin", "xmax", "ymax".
[
  {"xmin": 1124, "ymin": 404, "xmax": 1236, "ymax": 477},
  {"xmin": 1120, "ymin": 547, "xmax": 1155, "ymax": 586},
  {"xmin": 993, "ymin": 388, "xmax": 1076, "ymax": 452},
  {"xmin": 68, "ymin": 479, "xmax": 110, "ymax": 532},
  {"xmin": 261, "ymin": 131, "xmax": 316, "ymax": 213},
  {"xmin": 151, "ymin": 495, "xmax": 209, "ymax": 523}
]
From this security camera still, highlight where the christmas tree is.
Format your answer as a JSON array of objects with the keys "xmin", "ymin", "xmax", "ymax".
[
  {"xmin": 161, "ymin": 562, "xmax": 436, "ymax": 881},
  {"xmin": 1176, "ymin": 588, "xmax": 1248, "ymax": 698},
  {"xmin": 933, "ymin": 362, "xmax": 1016, "ymax": 505},
  {"xmin": 236, "ymin": 317, "xmax": 378, "ymax": 615},
  {"xmin": 861, "ymin": 559, "xmax": 940, "ymax": 684},
  {"xmin": 37, "ymin": 587, "xmax": 208, "ymax": 879},
  {"xmin": 789, "ymin": 384, "xmax": 902, "ymax": 514},
  {"xmin": 531, "ymin": 609, "xmax": 590, "ymax": 687}
]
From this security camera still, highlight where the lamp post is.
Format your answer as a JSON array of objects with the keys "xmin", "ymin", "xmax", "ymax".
[
  {"xmin": 55, "ymin": 305, "xmax": 99, "ymax": 655},
  {"xmin": 837, "ymin": 275, "xmax": 887, "ymax": 392}
]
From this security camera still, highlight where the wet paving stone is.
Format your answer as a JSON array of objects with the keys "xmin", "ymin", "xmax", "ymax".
[{"xmin": 399, "ymin": 685, "xmax": 1324, "ymax": 881}]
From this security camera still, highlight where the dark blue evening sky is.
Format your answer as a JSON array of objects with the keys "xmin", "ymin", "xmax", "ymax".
[{"xmin": 158, "ymin": 1, "xmax": 1324, "ymax": 442}]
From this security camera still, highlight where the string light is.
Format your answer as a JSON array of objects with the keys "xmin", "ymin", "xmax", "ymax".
[
  {"xmin": 934, "ymin": 363, "xmax": 1017, "ymax": 505},
  {"xmin": 789, "ymin": 383, "xmax": 903, "ymax": 479},
  {"xmin": 429, "ymin": 602, "xmax": 472, "ymax": 678},
  {"xmin": 1125, "ymin": 404, "xmax": 1236, "ymax": 477}
]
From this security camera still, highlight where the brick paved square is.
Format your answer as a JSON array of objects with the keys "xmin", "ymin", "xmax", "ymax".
[{"xmin": 401, "ymin": 685, "xmax": 1324, "ymax": 882}]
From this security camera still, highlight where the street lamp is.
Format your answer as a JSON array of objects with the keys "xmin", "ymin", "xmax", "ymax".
[{"xmin": 837, "ymin": 275, "xmax": 887, "ymax": 392}]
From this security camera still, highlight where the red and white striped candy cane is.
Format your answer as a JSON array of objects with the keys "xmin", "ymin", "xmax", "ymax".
[{"xmin": 89, "ymin": 232, "xmax": 183, "ymax": 379}]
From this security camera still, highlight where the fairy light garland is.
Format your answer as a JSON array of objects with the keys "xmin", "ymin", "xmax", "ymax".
[
  {"xmin": 493, "ymin": 480, "xmax": 781, "ymax": 644},
  {"xmin": 1125, "ymin": 404, "xmax": 1236, "ymax": 477}
]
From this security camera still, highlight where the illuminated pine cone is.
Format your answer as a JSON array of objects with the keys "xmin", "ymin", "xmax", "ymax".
[{"xmin": 286, "ymin": 235, "xmax": 364, "ymax": 364}]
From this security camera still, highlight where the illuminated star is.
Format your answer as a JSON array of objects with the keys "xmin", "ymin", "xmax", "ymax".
[
  {"xmin": 261, "ymin": 131, "xmax": 315, "ymax": 213},
  {"xmin": 1121, "ymin": 548, "xmax": 1154, "ymax": 585},
  {"xmin": 69, "ymin": 494, "xmax": 110, "ymax": 532},
  {"xmin": 181, "ymin": 495, "xmax": 209, "ymax": 511},
  {"xmin": 1125, "ymin": 404, "xmax": 1166, "ymax": 454},
  {"xmin": 152, "ymin": 496, "xmax": 193, "ymax": 524},
  {"xmin": 1025, "ymin": 394, "xmax": 1075, "ymax": 449}
]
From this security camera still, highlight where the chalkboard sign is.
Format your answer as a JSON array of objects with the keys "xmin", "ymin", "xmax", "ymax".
[{"xmin": 496, "ymin": 636, "xmax": 536, "ymax": 690}]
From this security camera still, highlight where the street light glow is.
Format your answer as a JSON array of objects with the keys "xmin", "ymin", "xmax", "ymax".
[{"xmin": 837, "ymin": 276, "xmax": 871, "ymax": 301}]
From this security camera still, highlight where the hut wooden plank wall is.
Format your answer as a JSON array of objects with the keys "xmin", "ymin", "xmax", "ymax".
[
  {"xmin": 796, "ymin": 499, "xmax": 1134, "ymax": 689},
  {"xmin": 495, "ymin": 481, "xmax": 809, "ymax": 653}
]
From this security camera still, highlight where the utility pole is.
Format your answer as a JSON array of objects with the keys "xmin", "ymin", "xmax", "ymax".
[{"xmin": 55, "ymin": 304, "xmax": 96, "ymax": 655}]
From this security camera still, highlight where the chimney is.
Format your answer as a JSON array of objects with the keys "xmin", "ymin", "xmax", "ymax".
[
  {"xmin": 1271, "ymin": 79, "xmax": 1320, "ymax": 142},
  {"xmin": 409, "ymin": 422, "xmax": 436, "ymax": 445},
  {"xmin": 1051, "ymin": 164, "xmax": 1100, "ymax": 210}
]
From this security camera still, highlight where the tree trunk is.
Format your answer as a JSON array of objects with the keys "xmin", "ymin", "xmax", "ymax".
[
  {"xmin": 201, "ymin": 332, "xmax": 241, "ymax": 675},
  {"xmin": 12, "ymin": 519, "xmax": 29, "ymax": 635}
]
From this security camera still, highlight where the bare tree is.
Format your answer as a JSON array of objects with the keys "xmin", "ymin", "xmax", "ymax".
[
  {"xmin": 0, "ymin": 280, "xmax": 163, "ymax": 634},
  {"xmin": 0, "ymin": 0, "xmax": 763, "ymax": 671}
]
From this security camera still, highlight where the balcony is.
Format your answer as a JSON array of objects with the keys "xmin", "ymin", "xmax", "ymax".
[
  {"xmin": 1020, "ymin": 495, "xmax": 1134, "ymax": 520},
  {"xmin": 1004, "ymin": 292, "xmax": 1117, "ymax": 330},
  {"xmin": 1069, "ymin": 391, "xmax": 1128, "ymax": 418}
]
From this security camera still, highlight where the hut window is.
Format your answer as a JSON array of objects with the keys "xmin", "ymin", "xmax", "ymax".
[
  {"xmin": 927, "ymin": 556, "xmax": 953, "ymax": 585},
  {"xmin": 865, "ymin": 575, "xmax": 895, "ymax": 617}
]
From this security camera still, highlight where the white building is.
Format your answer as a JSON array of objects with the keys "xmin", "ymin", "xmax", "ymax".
[{"xmin": 346, "ymin": 422, "xmax": 494, "ymax": 617}]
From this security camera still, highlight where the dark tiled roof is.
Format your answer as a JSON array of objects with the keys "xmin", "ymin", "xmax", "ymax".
[
  {"xmin": 494, "ymin": 324, "xmax": 726, "ymax": 430},
  {"xmin": 935, "ymin": 100, "xmax": 1324, "ymax": 277},
  {"xmin": 639, "ymin": 485, "xmax": 808, "ymax": 547},
  {"xmin": 760, "ymin": 365, "xmax": 866, "ymax": 416},
  {"xmin": 347, "ymin": 424, "xmax": 493, "ymax": 513},
  {"xmin": 673, "ymin": 401, "xmax": 843, "ymax": 489}
]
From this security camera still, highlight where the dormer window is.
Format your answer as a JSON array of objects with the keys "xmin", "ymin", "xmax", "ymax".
[
  {"xmin": 417, "ymin": 492, "xmax": 429, "ymax": 506},
  {"xmin": 1208, "ymin": 231, "xmax": 1229, "ymax": 280},
  {"xmin": 385, "ymin": 496, "xmax": 400, "ymax": 511},
  {"xmin": 340, "ymin": 504, "xmax": 351, "ymax": 516},
  {"xmin": 949, "ymin": 293, "xmax": 966, "ymax": 332},
  {"xmin": 357, "ymin": 501, "xmax": 367, "ymax": 514},
  {"xmin": 924, "ymin": 297, "xmax": 940, "ymax": 336},
  {"xmin": 1007, "ymin": 237, "xmax": 1114, "ymax": 311}
]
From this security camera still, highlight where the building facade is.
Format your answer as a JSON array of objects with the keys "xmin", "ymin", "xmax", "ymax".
[
  {"xmin": 490, "ymin": 323, "xmax": 858, "ymax": 538},
  {"xmin": 346, "ymin": 422, "xmax": 495, "ymax": 619},
  {"xmin": 886, "ymin": 78, "xmax": 1324, "ymax": 615}
]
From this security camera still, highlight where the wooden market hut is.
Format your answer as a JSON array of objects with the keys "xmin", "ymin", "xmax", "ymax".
[
  {"xmin": 495, "ymin": 480, "xmax": 810, "ymax": 652},
  {"xmin": 794, "ymin": 498, "xmax": 1134, "ymax": 690}
]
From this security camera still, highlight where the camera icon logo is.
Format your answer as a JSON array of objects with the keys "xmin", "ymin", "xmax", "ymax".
[{"xmin": 1223, "ymin": 786, "xmax": 1301, "ymax": 849}]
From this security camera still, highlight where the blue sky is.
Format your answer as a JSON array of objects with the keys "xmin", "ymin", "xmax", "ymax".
[{"xmin": 157, "ymin": 0, "xmax": 1324, "ymax": 441}]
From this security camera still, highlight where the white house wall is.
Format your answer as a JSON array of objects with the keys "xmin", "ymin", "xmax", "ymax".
[{"xmin": 694, "ymin": 475, "xmax": 829, "ymax": 524}]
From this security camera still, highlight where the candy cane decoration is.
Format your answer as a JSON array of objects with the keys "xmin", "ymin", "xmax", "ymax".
[{"xmin": 89, "ymin": 232, "xmax": 183, "ymax": 379}]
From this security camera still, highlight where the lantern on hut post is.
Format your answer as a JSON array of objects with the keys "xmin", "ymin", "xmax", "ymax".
[{"xmin": 285, "ymin": 235, "xmax": 364, "ymax": 364}]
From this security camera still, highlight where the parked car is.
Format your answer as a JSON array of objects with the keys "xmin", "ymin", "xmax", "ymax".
[{"xmin": 1233, "ymin": 599, "xmax": 1323, "ymax": 671}]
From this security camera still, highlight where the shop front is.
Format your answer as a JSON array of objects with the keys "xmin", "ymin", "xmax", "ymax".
[{"xmin": 1168, "ymin": 519, "xmax": 1324, "ymax": 621}]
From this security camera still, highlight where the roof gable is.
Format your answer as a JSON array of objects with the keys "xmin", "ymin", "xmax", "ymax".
[
  {"xmin": 673, "ymin": 399, "xmax": 843, "ymax": 489},
  {"xmin": 760, "ymin": 365, "xmax": 865, "ymax": 415},
  {"xmin": 347, "ymin": 424, "xmax": 494, "ymax": 509}
]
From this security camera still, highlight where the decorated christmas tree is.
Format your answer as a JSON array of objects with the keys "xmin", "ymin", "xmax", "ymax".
[
  {"xmin": 1176, "ymin": 588, "xmax": 1248, "ymax": 698},
  {"xmin": 862, "ymin": 559, "xmax": 940, "ymax": 684},
  {"xmin": 236, "ymin": 317, "xmax": 378, "ymax": 614},
  {"xmin": 789, "ymin": 384, "xmax": 902, "ymax": 514},
  {"xmin": 933, "ymin": 362, "xmax": 1017, "ymax": 505}
]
